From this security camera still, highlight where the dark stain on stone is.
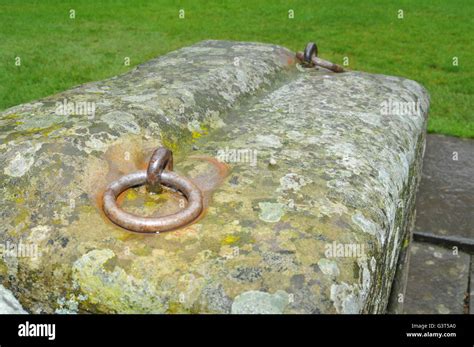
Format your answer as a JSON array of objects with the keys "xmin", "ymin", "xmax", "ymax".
[
  {"xmin": 290, "ymin": 274, "xmax": 305, "ymax": 289},
  {"xmin": 229, "ymin": 176, "xmax": 239, "ymax": 186},
  {"xmin": 240, "ymin": 219, "xmax": 256, "ymax": 228},
  {"xmin": 60, "ymin": 237, "xmax": 69, "ymax": 248},
  {"xmin": 274, "ymin": 221, "xmax": 292, "ymax": 231},
  {"xmin": 277, "ymin": 249, "xmax": 295, "ymax": 255},
  {"xmin": 230, "ymin": 266, "xmax": 262, "ymax": 283},
  {"xmin": 353, "ymin": 262, "xmax": 360, "ymax": 280}
]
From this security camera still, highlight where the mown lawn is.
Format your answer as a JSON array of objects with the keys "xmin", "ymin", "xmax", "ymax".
[{"xmin": 0, "ymin": 0, "xmax": 472, "ymax": 137}]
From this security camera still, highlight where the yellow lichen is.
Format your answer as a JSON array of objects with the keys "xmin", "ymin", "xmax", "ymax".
[
  {"xmin": 222, "ymin": 235, "xmax": 240, "ymax": 245},
  {"xmin": 125, "ymin": 189, "xmax": 138, "ymax": 201},
  {"xmin": 3, "ymin": 113, "xmax": 20, "ymax": 120},
  {"xmin": 144, "ymin": 201, "xmax": 158, "ymax": 208},
  {"xmin": 14, "ymin": 197, "xmax": 25, "ymax": 204},
  {"xmin": 160, "ymin": 133, "xmax": 180, "ymax": 153}
]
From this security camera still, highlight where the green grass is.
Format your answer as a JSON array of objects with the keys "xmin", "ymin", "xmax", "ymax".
[{"xmin": 1, "ymin": 0, "xmax": 473, "ymax": 137}]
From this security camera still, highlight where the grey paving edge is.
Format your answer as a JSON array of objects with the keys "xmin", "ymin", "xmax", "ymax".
[{"xmin": 404, "ymin": 242, "xmax": 470, "ymax": 314}]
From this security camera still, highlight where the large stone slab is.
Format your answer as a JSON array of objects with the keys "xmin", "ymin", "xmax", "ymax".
[
  {"xmin": 0, "ymin": 40, "xmax": 429, "ymax": 313},
  {"xmin": 403, "ymin": 242, "xmax": 470, "ymax": 314}
]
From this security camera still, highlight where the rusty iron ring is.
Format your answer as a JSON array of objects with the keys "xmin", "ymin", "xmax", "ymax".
[
  {"xmin": 146, "ymin": 147, "xmax": 173, "ymax": 193},
  {"xmin": 103, "ymin": 147, "xmax": 203, "ymax": 233},
  {"xmin": 103, "ymin": 170, "xmax": 203, "ymax": 233},
  {"xmin": 296, "ymin": 41, "xmax": 346, "ymax": 73}
]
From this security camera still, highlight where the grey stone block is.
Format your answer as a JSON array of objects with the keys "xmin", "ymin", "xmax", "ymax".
[{"xmin": 0, "ymin": 40, "xmax": 429, "ymax": 313}]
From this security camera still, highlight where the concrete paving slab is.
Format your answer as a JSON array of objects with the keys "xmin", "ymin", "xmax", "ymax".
[
  {"xmin": 414, "ymin": 134, "xmax": 474, "ymax": 240},
  {"xmin": 404, "ymin": 242, "xmax": 470, "ymax": 314},
  {"xmin": 470, "ymin": 256, "xmax": 473, "ymax": 314}
]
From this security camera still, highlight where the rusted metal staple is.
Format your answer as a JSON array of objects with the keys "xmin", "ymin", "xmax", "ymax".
[
  {"xmin": 296, "ymin": 42, "xmax": 346, "ymax": 73},
  {"xmin": 103, "ymin": 147, "xmax": 203, "ymax": 233},
  {"xmin": 146, "ymin": 147, "xmax": 173, "ymax": 194}
]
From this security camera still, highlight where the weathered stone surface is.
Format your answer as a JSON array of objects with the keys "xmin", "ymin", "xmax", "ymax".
[
  {"xmin": 0, "ymin": 40, "xmax": 429, "ymax": 313},
  {"xmin": 386, "ymin": 222, "xmax": 413, "ymax": 314},
  {"xmin": 403, "ymin": 242, "xmax": 470, "ymax": 314},
  {"xmin": 231, "ymin": 290, "xmax": 289, "ymax": 314},
  {"xmin": 0, "ymin": 284, "xmax": 27, "ymax": 314}
]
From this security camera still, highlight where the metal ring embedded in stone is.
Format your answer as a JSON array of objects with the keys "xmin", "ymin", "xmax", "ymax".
[
  {"xmin": 303, "ymin": 42, "xmax": 318, "ymax": 66},
  {"xmin": 146, "ymin": 147, "xmax": 173, "ymax": 194},
  {"xmin": 103, "ymin": 170, "xmax": 203, "ymax": 233}
]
